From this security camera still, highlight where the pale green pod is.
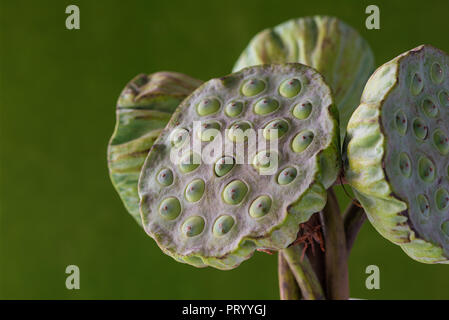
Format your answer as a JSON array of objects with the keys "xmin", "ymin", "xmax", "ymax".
[
  {"xmin": 138, "ymin": 63, "xmax": 340, "ymax": 269},
  {"xmin": 345, "ymin": 45, "xmax": 449, "ymax": 264},
  {"xmin": 233, "ymin": 16, "xmax": 375, "ymax": 141},
  {"xmin": 107, "ymin": 72, "xmax": 202, "ymax": 225}
]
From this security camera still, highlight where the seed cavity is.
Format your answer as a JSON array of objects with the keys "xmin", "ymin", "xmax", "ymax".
[
  {"xmin": 418, "ymin": 156, "xmax": 436, "ymax": 182},
  {"xmin": 254, "ymin": 97, "xmax": 279, "ymax": 115},
  {"xmin": 441, "ymin": 221, "xmax": 449, "ymax": 237},
  {"xmin": 181, "ymin": 216, "xmax": 205, "ymax": 237},
  {"xmin": 179, "ymin": 152, "xmax": 201, "ymax": 173},
  {"xmin": 412, "ymin": 118, "xmax": 428, "ymax": 140},
  {"xmin": 170, "ymin": 128, "xmax": 189, "ymax": 147},
  {"xmin": 227, "ymin": 121, "xmax": 252, "ymax": 142},
  {"xmin": 433, "ymin": 129, "xmax": 449, "ymax": 155},
  {"xmin": 249, "ymin": 195, "xmax": 272, "ymax": 218},
  {"xmin": 439, "ymin": 90, "xmax": 449, "ymax": 108},
  {"xmin": 279, "ymin": 78, "xmax": 302, "ymax": 98},
  {"xmin": 411, "ymin": 73, "xmax": 424, "ymax": 96},
  {"xmin": 214, "ymin": 156, "xmax": 235, "ymax": 177},
  {"xmin": 185, "ymin": 179, "xmax": 205, "ymax": 202},
  {"xmin": 394, "ymin": 110, "xmax": 407, "ymax": 135},
  {"xmin": 431, "ymin": 62, "xmax": 444, "ymax": 84},
  {"xmin": 417, "ymin": 194, "xmax": 430, "ymax": 217},
  {"xmin": 293, "ymin": 102, "xmax": 312, "ymax": 120},
  {"xmin": 263, "ymin": 119, "xmax": 289, "ymax": 140},
  {"xmin": 277, "ymin": 167, "xmax": 297, "ymax": 185},
  {"xmin": 435, "ymin": 188, "xmax": 449, "ymax": 211},
  {"xmin": 241, "ymin": 78, "xmax": 266, "ymax": 96},
  {"xmin": 253, "ymin": 150, "xmax": 279, "ymax": 174},
  {"xmin": 225, "ymin": 101, "xmax": 244, "ymax": 117},
  {"xmin": 159, "ymin": 197, "xmax": 181, "ymax": 220},
  {"xmin": 422, "ymin": 98, "xmax": 439, "ymax": 118},
  {"xmin": 222, "ymin": 180, "xmax": 248, "ymax": 205},
  {"xmin": 197, "ymin": 121, "xmax": 221, "ymax": 142},
  {"xmin": 399, "ymin": 152, "xmax": 412, "ymax": 177},
  {"xmin": 197, "ymin": 97, "xmax": 220, "ymax": 116},
  {"xmin": 292, "ymin": 130, "xmax": 314, "ymax": 153},
  {"xmin": 157, "ymin": 168, "xmax": 174, "ymax": 186},
  {"xmin": 213, "ymin": 215, "xmax": 235, "ymax": 236}
]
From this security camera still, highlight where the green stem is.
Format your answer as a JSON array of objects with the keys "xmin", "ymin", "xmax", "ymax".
[
  {"xmin": 319, "ymin": 188, "xmax": 349, "ymax": 300},
  {"xmin": 281, "ymin": 245, "xmax": 325, "ymax": 300},
  {"xmin": 278, "ymin": 252, "xmax": 301, "ymax": 300},
  {"xmin": 343, "ymin": 202, "xmax": 367, "ymax": 253}
]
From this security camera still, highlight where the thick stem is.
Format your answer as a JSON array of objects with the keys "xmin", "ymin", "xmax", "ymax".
[
  {"xmin": 278, "ymin": 252, "xmax": 301, "ymax": 300},
  {"xmin": 343, "ymin": 202, "xmax": 367, "ymax": 253},
  {"xmin": 319, "ymin": 188, "xmax": 350, "ymax": 300},
  {"xmin": 282, "ymin": 245, "xmax": 325, "ymax": 300}
]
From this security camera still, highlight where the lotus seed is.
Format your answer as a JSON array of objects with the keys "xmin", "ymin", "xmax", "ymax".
[
  {"xmin": 197, "ymin": 121, "xmax": 221, "ymax": 142},
  {"xmin": 263, "ymin": 119, "xmax": 289, "ymax": 140},
  {"xmin": 241, "ymin": 78, "xmax": 266, "ymax": 96},
  {"xmin": 439, "ymin": 90, "xmax": 449, "ymax": 108},
  {"xmin": 433, "ymin": 129, "xmax": 449, "ymax": 155},
  {"xmin": 179, "ymin": 152, "xmax": 201, "ymax": 173},
  {"xmin": 412, "ymin": 118, "xmax": 428, "ymax": 140},
  {"xmin": 411, "ymin": 73, "xmax": 424, "ymax": 95},
  {"xmin": 227, "ymin": 121, "xmax": 252, "ymax": 142},
  {"xmin": 197, "ymin": 97, "xmax": 220, "ymax": 116},
  {"xmin": 225, "ymin": 101, "xmax": 244, "ymax": 117},
  {"xmin": 253, "ymin": 150, "xmax": 279, "ymax": 172},
  {"xmin": 157, "ymin": 168, "xmax": 174, "ymax": 186},
  {"xmin": 182, "ymin": 216, "xmax": 205, "ymax": 237},
  {"xmin": 214, "ymin": 156, "xmax": 235, "ymax": 177},
  {"xmin": 418, "ymin": 156, "xmax": 436, "ymax": 182},
  {"xmin": 222, "ymin": 180, "xmax": 248, "ymax": 205},
  {"xmin": 399, "ymin": 152, "xmax": 412, "ymax": 177},
  {"xmin": 422, "ymin": 98, "xmax": 439, "ymax": 118},
  {"xmin": 292, "ymin": 102, "xmax": 312, "ymax": 120},
  {"xmin": 171, "ymin": 128, "xmax": 189, "ymax": 147},
  {"xmin": 435, "ymin": 188, "xmax": 449, "ymax": 211},
  {"xmin": 254, "ymin": 97, "xmax": 279, "ymax": 115},
  {"xmin": 441, "ymin": 221, "xmax": 449, "ymax": 237},
  {"xmin": 185, "ymin": 179, "xmax": 205, "ymax": 202},
  {"xmin": 213, "ymin": 215, "xmax": 235, "ymax": 236},
  {"xmin": 159, "ymin": 197, "xmax": 181, "ymax": 220},
  {"xmin": 417, "ymin": 194, "xmax": 430, "ymax": 216},
  {"xmin": 249, "ymin": 195, "xmax": 272, "ymax": 218},
  {"xmin": 431, "ymin": 62, "xmax": 444, "ymax": 84},
  {"xmin": 292, "ymin": 130, "xmax": 314, "ymax": 153},
  {"xmin": 279, "ymin": 78, "xmax": 301, "ymax": 98},
  {"xmin": 277, "ymin": 167, "xmax": 297, "ymax": 185},
  {"xmin": 394, "ymin": 110, "xmax": 407, "ymax": 135}
]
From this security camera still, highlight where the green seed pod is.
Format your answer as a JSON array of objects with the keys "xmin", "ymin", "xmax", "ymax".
[
  {"xmin": 345, "ymin": 45, "xmax": 449, "ymax": 264},
  {"xmin": 107, "ymin": 72, "xmax": 202, "ymax": 225},
  {"xmin": 138, "ymin": 63, "xmax": 340, "ymax": 269},
  {"xmin": 233, "ymin": 16, "xmax": 375, "ymax": 141}
]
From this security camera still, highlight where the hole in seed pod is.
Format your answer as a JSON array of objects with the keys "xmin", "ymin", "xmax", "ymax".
[
  {"xmin": 433, "ymin": 129, "xmax": 449, "ymax": 155},
  {"xmin": 225, "ymin": 101, "xmax": 244, "ymax": 117},
  {"xmin": 181, "ymin": 216, "xmax": 205, "ymax": 237},
  {"xmin": 196, "ymin": 97, "xmax": 220, "ymax": 116},
  {"xmin": 249, "ymin": 195, "xmax": 272, "ymax": 218},
  {"xmin": 254, "ymin": 97, "xmax": 279, "ymax": 115},
  {"xmin": 184, "ymin": 179, "xmax": 205, "ymax": 202},
  {"xmin": 411, "ymin": 73, "xmax": 424, "ymax": 96},
  {"xmin": 292, "ymin": 102, "xmax": 312, "ymax": 120},
  {"xmin": 277, "ymin": 167, "xmax": 297, "ymax": 185},
  {"xmin": 291, "ymin": 130, "xmax": 314, "ymax": 153},
  {"xmin": 418, "ymin": 156, "xmax": 436, "ymax": 182},
  {"xmin": 417, "ymin": 194, "xmax": 430, "ymax": 217},
  {"xmin": 222, "ymin": 180, "xmax": 248, "ymax": 205},
  {"xmin": 431, "ymin": 62, "xmax": 444, "ymax": 84},
  {"xmin": 170, "ymin": 128, "xmax": 189, "ymax": 148},
  {"xmin": 394, "ymin": 110, "xmax": 407, "ymax": 135},
  {"xmin": 252, "ymin": 150, "xmax": 279, "ymax": 174},
  {"xmin": 213, "ymin": 215, "xmax": 235, "ymax": 236},
  {"xmin": 227, "ymin": 121, "xmax": 252, "ymax": 142},
  {"xmin": 159, "ymin": 197, "xmax": 181, "ymax": 220},
  {"xmin": 422, "ymin": 98, "xmax": 439, "ymax": 118},
  {"xmin": 241, "ymin": 78, "xmax": 266, "ymax": 97},
  {"xmin": 412, "ymin": 118, "xmax": 428, "ymax": 140},
  {"xmin": 279, "ymin": 78, "xmax": 302, "ymax": 98},
  {"xmin": 441, "ymin": 220, "xmax": 449, "ymax": 237},
  {"xmin": 197, "ymin": 121, "xmax": 221, "ymax": 142},
  {"xmin": 263, "ymin": 119, "xmax": 289, "ymax": 140},
  {"xmin": 179, "ymin": 152, "xmax": 201, "ymax": 173},
  {"xmin": 435, "ymin": 188, "xmax": 449, "ymax": 211},
  {"xmin": 439, "ymin": 90, "xmax": 449, "ymax": 108},
  {"xmin": 399, "ymin": 152, "xmax": 412, "ymax": 178},
  {"xmin": 214, "ymin": 156, "xmax": 235, "ymax": 177},
  {"xmin": 157, "ymin": 168, "xmax": 174, "ymax": 186}
]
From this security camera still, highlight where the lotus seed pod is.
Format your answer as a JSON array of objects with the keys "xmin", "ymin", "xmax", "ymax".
[
  {"xmin": 138, "ymin": 63, "xmax": 340, "ymax": 269},
  {"xmin": 233, "ymin": 16, "xmax": 375, "ymax": 141},
  {"xmin": 345, "ymin": 45, "xmax": 449, "ymax": 264},
  {"xmin": 107, "ymin": 72, "xmax": 202, "ymax": 225}
]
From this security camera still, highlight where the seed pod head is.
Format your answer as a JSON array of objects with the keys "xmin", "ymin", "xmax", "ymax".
[
  {"xmin": 233, "ymin": 16, "xmax": 375, "ymax": 141},
  {"xmin": 107, "ymin": 72, "xmax": 202, "ymax": 225},
  {"xmin": 345, "ymin": 45, "xmax": 449, "ymax": 264},
  {"xmin": 138, "ymin": 64, "xmax": 340, "ymax": 269}
]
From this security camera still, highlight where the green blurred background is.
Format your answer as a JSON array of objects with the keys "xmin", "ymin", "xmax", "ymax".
[{"xmin": 1, "ymin": 0, "xmax": 449, "ymax": 299}]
